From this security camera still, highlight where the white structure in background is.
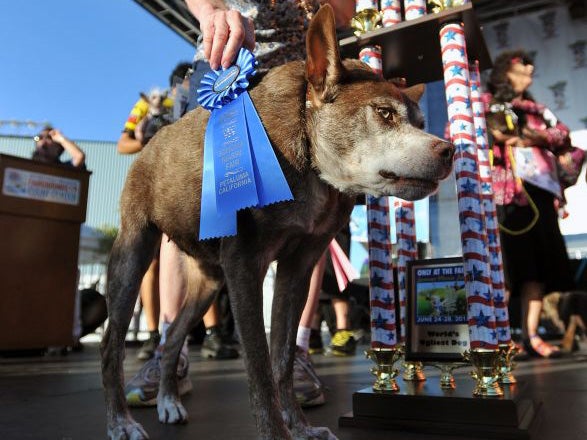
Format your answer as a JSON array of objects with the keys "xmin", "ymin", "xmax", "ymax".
[{"xmin": 561, "ymin": 130, "xmax": 587, "ymax": 257}]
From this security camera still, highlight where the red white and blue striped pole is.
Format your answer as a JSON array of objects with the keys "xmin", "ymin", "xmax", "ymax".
[
  {"xmin": 361, "ymin": 46, "xmax": 398, "ymax": 349},
  {"xmin": 440, "ymin": 22, "xmax": 497, "ymax": 350},
  {"xmin": 381, "ymin": 0, "xmax": 402, "ymax": 27},
  {"xmin": 394, "ymin": 198, "xmax": 417, "ymax": 344},
  {"xmin": 469, "ymin": 61, "xmax": 511, "ymax": 345},
  {"xmin": 404, "ymin": 0, "xmax": 427, "ymax": 20}
]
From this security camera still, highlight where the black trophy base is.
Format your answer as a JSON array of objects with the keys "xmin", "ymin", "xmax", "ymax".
[{"xmin": 339, "ymin": 377, "xmax": 541, "ymax": 439}]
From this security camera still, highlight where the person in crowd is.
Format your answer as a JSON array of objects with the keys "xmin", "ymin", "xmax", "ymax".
[
  {"xmin": 32, "ymin": 126, "xmax": 85, "ymax": 168},
  {"xmin": 485, "ymin": 49, "xmax": 576, "ymax": 358},
  {"xmin": 31, "ymin": 126, "xmax": 88, "ymax": 352}
]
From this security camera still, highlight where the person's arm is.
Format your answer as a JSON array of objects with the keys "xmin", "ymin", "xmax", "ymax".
[
  {"xmin": 117, "ymin": 97, "xmax": 149, "ymax": 154},
  {"xmin": 185, "ymin": 0, "xmax": 255, "ymax": 70},
  {"xmin": 50, "ymin": 129, "xmax": 85, "ymax": 168},
  {"xmin": 117, "ymin": 131, "xmax": 144, "ymax": 155}
]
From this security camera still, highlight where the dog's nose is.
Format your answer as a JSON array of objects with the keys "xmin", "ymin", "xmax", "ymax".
[{"xmin": 433, "ymin": 140, "xmax": 455, "ymax": 165}]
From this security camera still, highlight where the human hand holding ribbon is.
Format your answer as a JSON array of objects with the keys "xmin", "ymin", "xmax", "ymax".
[{"xmin": 197, "ymin": 48, "xmax": 294, "ymax": 240}]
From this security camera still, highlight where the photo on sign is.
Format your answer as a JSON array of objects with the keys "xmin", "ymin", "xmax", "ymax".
[{"xmin": 405, "ymin": 257, "xmax": 470, "ymax": 362}]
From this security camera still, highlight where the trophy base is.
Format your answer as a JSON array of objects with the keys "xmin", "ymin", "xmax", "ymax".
[{"xmin": 339, "ymin": 376, "xmax": 541, "ymax": 439}]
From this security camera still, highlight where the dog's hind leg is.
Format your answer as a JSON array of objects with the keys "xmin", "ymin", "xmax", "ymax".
[
  {"xmin": 101, "ymin": 224, "xmax": 160, "ymax": 440},
  {"xmin": 157, "ymin": 255, "xmax": 224, "ymax": 424},
  {"xmin": 270, "ymin": 238, "xmax": 339, "ymax": 440}
]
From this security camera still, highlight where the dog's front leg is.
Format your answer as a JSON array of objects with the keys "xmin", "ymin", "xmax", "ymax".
[
  {"xmin": 222, "ymin": 241, "xmax": 292, "ymax": 440},
  {"xmin": 158, "ymin": 256, "xmax": 223, "ymax": 424},
  {"xmin": 271, "ymin": 238, "xmax": 339, "ymax": 440}
]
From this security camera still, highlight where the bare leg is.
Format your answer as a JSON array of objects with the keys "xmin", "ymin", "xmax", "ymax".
[
  {"xmin": 522, "ymin": 281, "xmax": 560, "ymax": 357},
  {"xmin": 159, "ymin": 236, "xmax": 186, "ymax": 324},
  {"xmin": 297, "ymin": 253, "xmax": 326, "ymax": 352},
  {"xmin": 140, "ymin": 259, "xmax": 160, "ymax": 332},
  {"xmin": 331, "ymin": 297, "xmax": 350, "ymax": 331}
]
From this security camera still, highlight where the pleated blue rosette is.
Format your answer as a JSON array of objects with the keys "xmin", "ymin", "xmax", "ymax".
[{"xmin": 197, "ymin": 48, "xmax": 294, "ymax": 240}]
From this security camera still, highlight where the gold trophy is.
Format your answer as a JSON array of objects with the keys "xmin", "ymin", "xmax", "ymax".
[
  {"xmin": 402, "ymin": 361, "xmax": 427, "ymax": 382},
  {"xmin": 463, "ymin": 348, "xmax": 504, "ymax": 397},
  {"xmin": 366, "ymin": 347, "xmax": 403, "ymax": 392},
  {"xmin": 428, "ymin": 0, "xmax": 467, "ymax": 14},
  {"xmin": 498, "ymin": 342, "xmax": 518, "ymax": 384},
  {"xmin": 432, "ymin": 362, "xmax": 468, "ymax": 390},
  {"xmin": 351, "ymin": 9, "xmax": 382, "ymax": 36}
]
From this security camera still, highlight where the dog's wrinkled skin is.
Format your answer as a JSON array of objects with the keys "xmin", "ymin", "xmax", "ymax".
[{"xmin": 101, "ymin": 5, "xmax": 454, "ymax": 440}]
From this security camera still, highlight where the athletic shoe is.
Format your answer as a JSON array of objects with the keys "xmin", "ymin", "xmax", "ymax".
[
  {"xmin": 293, "ymin": 347, "xmax": 325, "ymax": 407},
  {"xmin": 329, "ymin": 330, "xmax": 357, "ymax": 357},
  {"xmin": 308, "ymin": 328, "xmax": 324, "ymax": 355},
  {"xmin": 137, "ymin": 331, "xmax": 160, "ymax": 360},
  {"xmin": 125, "ymin": 351, "xmax": 192, "ymax": 407},
  {"xmin": 201, "ymin": 327, "xmax": 239, "ymax": 359}
]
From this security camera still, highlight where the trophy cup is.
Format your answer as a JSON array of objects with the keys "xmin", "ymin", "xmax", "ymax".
[
  {"xmin": 351, "ymin": 4, "xmax": 382, "ymax": 36},
  {"xmin": 498, "ymin": 342, "xmax": 518, "ymax": 384},
  {"xmin": 366, "ymin": 347, "xmax": 403, "ymax": 392},
  {"xmin": 463, "ymin": 348, "xmax": 504, "ymax": 397},
  {"xmin": 432, "ymin": 362, "xmax": 468, "ymax": 390},
  {"xmin": 402, "ymin": 361, "xmax": 426, "ymax": 382}
]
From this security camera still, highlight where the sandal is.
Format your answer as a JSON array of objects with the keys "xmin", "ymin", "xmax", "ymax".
[{"xmin": 526, "ymin": 335, "xmax": 562, "ymax": 359}]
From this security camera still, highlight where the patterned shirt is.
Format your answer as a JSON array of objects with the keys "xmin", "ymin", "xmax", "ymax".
[
  {"xmin": 194, "ymin": 0, "xmax": 320, "ymax": 70},
  {"xmin": 484, "ymin": 94, "xmax": 571, "ymax": 206}
]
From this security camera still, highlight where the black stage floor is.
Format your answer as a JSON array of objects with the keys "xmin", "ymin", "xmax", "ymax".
[{"xmin": 1, "ymin": 341, "xmax": 586, "ymax": 440}]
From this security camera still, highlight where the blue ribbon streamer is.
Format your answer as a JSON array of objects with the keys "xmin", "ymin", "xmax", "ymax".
[{"xmin": 197, "ymin": 49, "xmax": 293, "ymax": 240}]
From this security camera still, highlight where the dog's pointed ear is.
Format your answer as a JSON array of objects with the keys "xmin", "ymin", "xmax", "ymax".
[
  {"xmin": 403, "ymin": 84, "xmax": 426, "ymax": 103},
  {"xmin": 305, "ymin": 4, "xmax": 343, "ymax": 107}
]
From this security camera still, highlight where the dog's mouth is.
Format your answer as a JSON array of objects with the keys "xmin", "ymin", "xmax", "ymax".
[{"xmin": 378, "ymin": 170, "xmax": 438, "ymax": 189}]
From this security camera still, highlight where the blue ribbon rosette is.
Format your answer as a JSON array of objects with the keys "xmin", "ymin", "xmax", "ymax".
[{"xmin": 197, "ymin": 48, "xmax": 293, "ymax": 240}]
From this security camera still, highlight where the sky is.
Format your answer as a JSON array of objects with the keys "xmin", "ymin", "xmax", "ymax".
[{"xmin": 0, "ymin": 0, "xmax": 195, "ymax": 142}]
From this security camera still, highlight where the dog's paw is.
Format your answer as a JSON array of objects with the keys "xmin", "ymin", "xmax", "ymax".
[
  {"xmin": 157, "ymin": 395, "xmax": 189, "ymax": 424},
  {"xmin": 292, "ymin": 426, "xmax": 339, "ymax": 440},
  {"xmin": 108, "ymin": 419, "xmax": 149, "ymax": 440}
]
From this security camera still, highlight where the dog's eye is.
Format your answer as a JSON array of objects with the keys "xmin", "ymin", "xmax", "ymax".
[{"xmin": 376, "ymin": 107, "xmax": 397, "ymax": 123}]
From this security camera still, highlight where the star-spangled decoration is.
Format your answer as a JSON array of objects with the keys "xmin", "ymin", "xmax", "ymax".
[
  {"xmin": 461, "ymin": 178, "xmax": 476, "ymax": 194},
  {"xmin": 471, "ymin": 82, "xmax": 479, "ymax": 92},
  {"xmin": 377, "ymin": 228, "xmax": 390, "ymax": 242},
  {"xmin": 472, "ymin": 217, "xmax": 484, "ymax": 232},
  {"xmin": 482, "ymin": 289, "xmax": 492, "ymax": 301},
  {"xmin": 447, "ymin": 96, "xmax": 454, "ymax": 105},
  {"xmin": 400, "ymin": 277, "xmax": 406, "ymax": 290},
  {"xmin": 481, "ymin": 182, "xmax": 492, "ymax": 193},
  {"xmin": 397, "ymin": 207, "xmax": 407, "ymax": 219},
  {"xmin": 494, "ymin": 292, "xmax": 504, "ymax": 305},
  {"xmin": 382, "ymin": 294, "xmax": 393, "ymax": 306},
  {"xmin": 490, "ymin": 330, "xmax": 498, "ymax": 340},
  {"xmin": 465, "ymin": 97, "xmax": 471, "ymax": 108},
  {"xmin": 467, "ymin": 264, "xmax": 484, "ymax": 282},
  {"xmin": 476, "ymin": 126, "xmax": 485, "ymax": 138},
  {"xmin": 387, "ymin": 331, "xmax": 396, "ymax": 342},
  {"xmin": 445, "ymin": 29, "xmax": 457, "ymax": 41},
  {"xmin": 474, "ymin": 309, "xmax": 490, "ymax": 327},
  {"xmin": 486, "ymin": 231, "xmax": 497, "ymax": 245},
  {"xmin": 371, "ymin": 272, "xmax": 385, "ymax": 288},
  {"xmin": 373, "ymin": 313, "xmax": 388, "ymax": 329},
  {"xmin": 499, "ymin": 328, "xmax": 509, "ymax": 338}
]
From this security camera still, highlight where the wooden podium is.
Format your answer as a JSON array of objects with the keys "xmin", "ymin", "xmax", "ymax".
[{"xmin": 0, "ymin": 154, "xmax": 91, "ymax": 350}]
